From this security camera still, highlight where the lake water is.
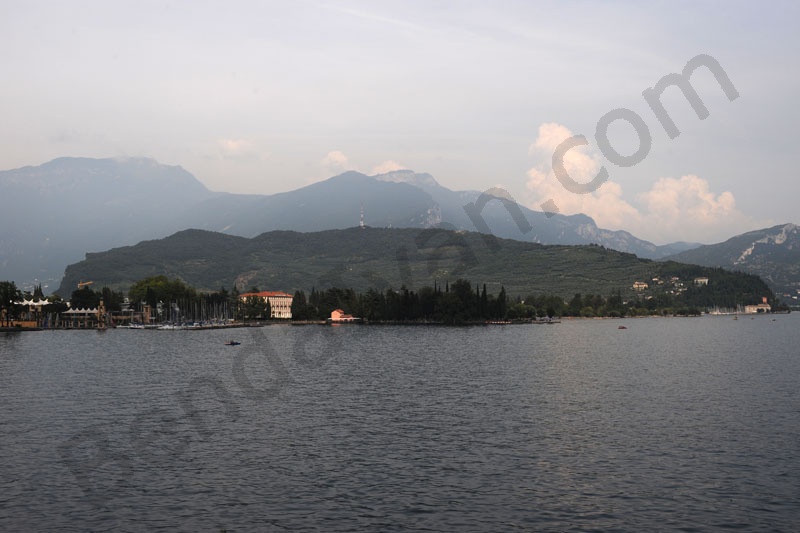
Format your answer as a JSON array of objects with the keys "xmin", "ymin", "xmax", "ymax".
[{"xmin": 1, "ymin": 314, "xmax": 799, "ymax": 531}]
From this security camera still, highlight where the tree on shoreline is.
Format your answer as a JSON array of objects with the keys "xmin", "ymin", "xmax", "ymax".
[{"xmin": 0, "ymin": 281, "xmax": 23, "ymax": 326}]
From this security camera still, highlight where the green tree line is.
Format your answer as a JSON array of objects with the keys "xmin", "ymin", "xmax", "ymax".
[
  {"xmin": 291, "ymin": 280, "xmax": 510, "ymax": 324},
  {"xmin": 3, "ymin": 265, "xmax": 779, "ymax": 326}
]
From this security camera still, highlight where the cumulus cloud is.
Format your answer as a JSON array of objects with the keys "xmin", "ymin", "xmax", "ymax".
[
  {"xmin": 525, "ymin": 122, "xmax": 758, "ymax": 243},
  {"xmin": 636, "ymin": 175, "xmax": 745, "ymax": 241},
  {"xmin": 529, "ymin": 122, "xmax": 576, "ymax": 153},
  {"xmin": 371, "ymin": 160, "xmax": 406, "ymax": 174},
  {"xmin": 218, "ymin": 138, "xmax": 255, "ymax": 158},
  {"xmin": 321, "ymin": 150, "xmax": 350, "ymax": 172},
  {"xmin": 526, "ymin": 123, "xmax": 641, "ymax": 229}
]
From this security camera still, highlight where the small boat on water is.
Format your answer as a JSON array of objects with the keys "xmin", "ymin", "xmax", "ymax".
[
  {"xmin": 618, "ymin": 325, "xmax": 627, "ymax": 329},
  {"xmin": 225, "ymin": 340, "xmax": 241, "ymax": 346}
]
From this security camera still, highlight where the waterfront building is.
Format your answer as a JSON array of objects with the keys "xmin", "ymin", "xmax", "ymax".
[
  {"xmin": 238, "ymin": 291, "xmax": 294, "ymax": 319},
  {"xmin": 744, "ymin": 296, "xmax": 772, "ymax": 314},
  {"xmin": 61, "ymin": 307, "xmax": 100, "ymax": 328},
  {"xmin": 328, "ymin": 309, "xmax": 362, "ymax": 323}
]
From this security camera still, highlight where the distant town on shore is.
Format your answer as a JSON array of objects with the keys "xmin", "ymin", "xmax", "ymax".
[{"xmin": 0, "ymin": 264, "xmax": 787, "ymax": 332}]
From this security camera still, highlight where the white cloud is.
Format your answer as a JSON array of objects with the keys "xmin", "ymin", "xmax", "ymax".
[
  {"xmin": 371, "ymin": 160, "xmax": 406, "ymax": 174},
  {"xmin": 636, "ymin": 175, "xmax": 753, "ymax": 242},
  {"xmin": 218, "ymin": 138, "xmax": 255, "ymax": 158},
  {"xmin": 322, "ymin": 150, "xmax": 350, "ymax": 172},
  {"xmin": 530, "ymin": 122, "xmax": 576, "ymax": 153},
  {"xmin": 526, "ymin": 123, "xmax": 641, "ymax": 229},
  {"xmin": 526, "ymin": 166, "xmax": 642, "ymax": 230},
  {"xmin": 526, "ymin": 122, "xmax": 760, "ymax": 243}
]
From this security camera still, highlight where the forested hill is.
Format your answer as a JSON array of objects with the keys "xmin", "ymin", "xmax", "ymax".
[{"xmin": 56, "ymin": 227, "xmax": 774, "ymax": 308}]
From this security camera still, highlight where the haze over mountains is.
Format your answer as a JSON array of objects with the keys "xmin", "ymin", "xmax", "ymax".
[
  {"xmin": 1, "ymin": 157, "xmax": 706, "ymax": 290},
  {"xmin": 2, "ymin": 157, "xmax": 796, "ymax": 301}
]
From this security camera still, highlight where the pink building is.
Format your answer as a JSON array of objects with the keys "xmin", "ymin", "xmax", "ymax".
[{"xmin": 329, "ymin": 309, "xmax": 361, "ymax": 323}]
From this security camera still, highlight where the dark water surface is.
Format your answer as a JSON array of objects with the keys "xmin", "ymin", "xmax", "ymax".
[{"xmin": 2, "ymin": 314, "xmax": 799, "ymax": 531}]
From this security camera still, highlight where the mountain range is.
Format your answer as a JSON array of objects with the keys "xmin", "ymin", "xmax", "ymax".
[
  {"xmin": 1, "ymin": 158, "xmax": 213, "ymax": 289},
  {"xmin": 2, "ymin": 157, "xmax": 796, "ymax": 301},
  {"xmin": 1, "ymin": 157, "xmax": 699, "ymax": 291}
]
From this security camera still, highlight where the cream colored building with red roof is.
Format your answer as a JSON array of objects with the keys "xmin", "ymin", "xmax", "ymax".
[{"xmin": 238, "ymin": 291, "xmax": 294, "ymax": 319}]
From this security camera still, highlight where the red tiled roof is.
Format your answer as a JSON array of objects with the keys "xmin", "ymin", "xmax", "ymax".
[{"xmin": 239, "ymin": 291, "xmax": 293, "ymax": 299}]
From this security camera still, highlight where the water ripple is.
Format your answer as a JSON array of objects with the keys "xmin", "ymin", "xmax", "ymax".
[{"xmin": 1, "ymin": 317, "xmax": 799, "ymax": 531}]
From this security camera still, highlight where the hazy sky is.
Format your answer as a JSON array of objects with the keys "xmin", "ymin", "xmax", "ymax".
[{"xmin": 2, "ymin": 1, "xmax": 797, "ymax": 244}]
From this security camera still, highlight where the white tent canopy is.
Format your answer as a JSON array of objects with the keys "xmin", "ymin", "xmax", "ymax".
[
  {"xmin": 62, "ymin": 308, "xmax": 99, "ymax": 315},
  {"xmin": 15, "ymin": 299, "xmax": 50, "ymax": 307}
]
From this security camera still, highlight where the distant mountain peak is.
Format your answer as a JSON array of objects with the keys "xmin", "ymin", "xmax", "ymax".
[
  {"xmin": 44, "ymin": 155, "xmax": 161, "ymax": 168},
  {"xmin": 329, "ymin": 170, "xmax": 369, "ymax": 181},
  {"xmin": 374, "ymin": 169, "xmax": 440, "ymax": 189}
]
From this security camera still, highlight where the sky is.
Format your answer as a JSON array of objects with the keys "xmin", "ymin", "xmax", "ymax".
[{"xmin": 2, "ymin": 0, "xmax": 798, "ymax": 244}]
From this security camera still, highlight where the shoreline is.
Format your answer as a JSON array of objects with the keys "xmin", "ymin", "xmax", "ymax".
[{"xmin": 9, "ymin": 311, "xmax": 790, "ymax": 333}]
